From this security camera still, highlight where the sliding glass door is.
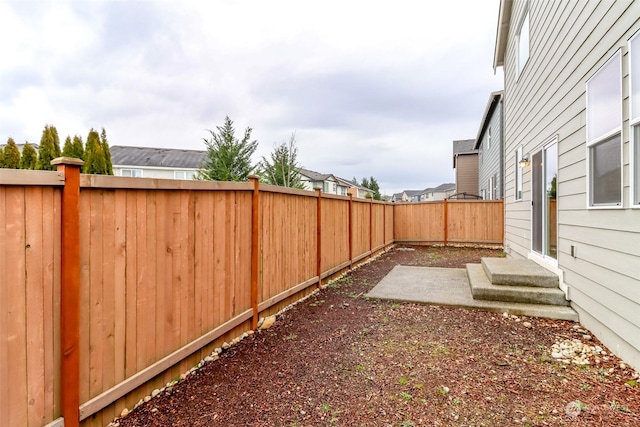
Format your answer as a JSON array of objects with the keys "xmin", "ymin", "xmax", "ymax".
[{"xmin": 531, "ymin": 141, "xmax": 557, "ymax": 260}]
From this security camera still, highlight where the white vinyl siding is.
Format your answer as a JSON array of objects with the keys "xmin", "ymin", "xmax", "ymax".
[
  {"xmin": 586, "ymin": 50, "xmax": 622, "ymax": 207},
  {"xmin": 630, "ymin": 31, "xmax": 640, "ymax": 207}
]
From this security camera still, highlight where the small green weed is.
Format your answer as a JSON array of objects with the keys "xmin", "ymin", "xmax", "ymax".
[
  {"xmin": 626, "ymin": 380, "xmax": 638, "ymax": 387},
  {"xmin": 401, "ymin": 421, "xmax": 415, "ymax": 427},
  {"xmin": 321, "ymin": 403, "xmax": 332, "ymax": 412},
  {"xmin": 399, "ymin": 377, "xmax": 409, "ymax": 385},
  {"xmin": 436, "ymin": 386, "xmax": 450, "ymax": 395},
  {"xmin": 286, "ymin": 333, "xmax": 297, "ymax": 340},
  {"xmin": 610, "ymin": 401, "xmax": 630, "ymax": 413},
  {"xmin": 399, "ymin": 392, "xmax": 412, "ymax": 401}
]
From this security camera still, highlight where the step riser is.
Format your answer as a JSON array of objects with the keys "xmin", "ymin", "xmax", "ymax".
[
  {"xmin": 471, "ymin": 288, "xmax": 569, "ymax": 306},
  {"xmin": 481, "ymin": 258, "xmax": 559, "ymax": 288}
]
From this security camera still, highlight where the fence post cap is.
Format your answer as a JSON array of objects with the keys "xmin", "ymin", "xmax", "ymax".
[
  {"xmin": 247, "ymin": 175, "xmax": 260, "ymax": 180},
  {"xmin": 51, "ymin": 157, "xmax": 85, "ymax": 167}
]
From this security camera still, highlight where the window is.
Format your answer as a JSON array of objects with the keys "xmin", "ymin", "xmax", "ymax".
[
  {"xmin": 517, "ymin": 10, "xmax": 530, "ymax": 78},
  {"xmin": 174, "ymin": 171, "xmax": 187, "ymax": 180},
  {"xmin": 488, "ymin": 128, "xmax": 492, "ymax": 150},
  {"xmin": 631, "ymin": 32, "xmax": 640, "ymax": 206},
  {"xmin": 480, "ymin": 189, "xmax": 486, "ymax": 200},
  {"xmin": 492, "ymin": 174, "xmax": 498, "ymax": 199},
  {"xmin": 515, "ymin": 147, "xmax": 523, "ymax": 200},
  {"xmin": 586, "ymin": 50, "xmax": 622, "ymax": 207},
  {"xmin": 121, "ymin": 169, "xmax": 142, "ymax": 177}
]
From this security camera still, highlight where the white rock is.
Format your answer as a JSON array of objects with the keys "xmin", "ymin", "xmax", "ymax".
[
  {"xmin": 204, "ymin": 355, "xmax": 214, "ymax": 362},
  {"xmin": 523, "ymin": 322, "xmax": 532, "ymax": 328},
  {"xmin": 151, "ymin": 389, "xmax": 160, "ymax": 398},
  {"xmin": 144, "ymin": 396, "xmax": 151, "ymax": 403},
  {"xmin": 222, "ymin": 342, "xmax": 231, "ymax": 349},
  {"xmin": 120, "ymin": 408, "xmax": 129, "ymax": 417}
]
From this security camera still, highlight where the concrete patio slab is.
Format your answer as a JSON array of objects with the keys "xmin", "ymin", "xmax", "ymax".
[{"xmin": 366, "ymin": 265, "xmax": 579, "ymax": 321}]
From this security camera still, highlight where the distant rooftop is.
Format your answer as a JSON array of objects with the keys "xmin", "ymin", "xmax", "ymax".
[{"xmin": 110, "ymin": 145, "xmax": 206, "ymax": 169}]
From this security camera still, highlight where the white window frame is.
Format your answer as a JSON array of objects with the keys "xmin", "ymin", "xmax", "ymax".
[
  {"xmin": 516, "ymin": 8, "xmax": 530, "ymax": 80},
  {"xmin": 586, "ymin": 49, "xmax": 623, "ymax": 209},
  {"xmin": 515, "ymin": 146, "xmax": 523, "ymax": 201},
  {"xmin": 488, "ymin": 127, "xmax": 492, "ymax": 150},
  {"xmin": 630, "ymin": 31, "xmax": 640, "ymax": 207},
  {"xmin": 121, "ymin": 168, "xmax": 143, "ymax": 177},
  {"xmin": 174, "ymin": 170, "xmax": 187, "ymax": 180}
]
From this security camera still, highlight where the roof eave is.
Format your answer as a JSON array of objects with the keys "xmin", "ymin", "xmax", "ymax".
[
  {"xmin": 493, "ymin": 0, "xmax": 512, "ymax": 72},
  {"xmin": 474, "ymin": 91, "xmax": 504, "ymax": 149}
]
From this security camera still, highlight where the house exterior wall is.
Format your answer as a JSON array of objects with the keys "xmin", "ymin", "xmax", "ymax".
[
  {"xmin": 501, "ymin": 0, "xmax": 640, "ymax": 368},
  {"xmin": 455, "ymin": 154, "xmax": 479, "ymax": 196},
  {"xmin": 478, "ymin": 100, "xmax": 504, "ymax": 200},
  {"xmin": 113, "ymin": 166, "xmax": 197, "ymax": 180}
]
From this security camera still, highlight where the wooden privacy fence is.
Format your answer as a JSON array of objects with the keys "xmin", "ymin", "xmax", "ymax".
[{"xmin": 0, "ymin": 160, "xmax": 503, "ymax": 427}]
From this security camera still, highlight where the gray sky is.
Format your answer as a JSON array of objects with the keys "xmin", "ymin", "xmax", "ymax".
[{"xmin": 0, "ymin": 0, "xmax": 503, "ymax": 195}]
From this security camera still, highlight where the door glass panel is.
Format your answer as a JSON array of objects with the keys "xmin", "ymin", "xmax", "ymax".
[
  {"xmin": 545, "ymin": 143, "xmax": 558, "ymax": 260},
  {"xmin": 532, "ymin": 151, "xmax": 543, "ymax": 254}
]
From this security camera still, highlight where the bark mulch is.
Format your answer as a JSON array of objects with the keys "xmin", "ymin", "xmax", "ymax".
[{"xmin": 115, "ymin": 246, "xmax": 639, "ymax": 426}]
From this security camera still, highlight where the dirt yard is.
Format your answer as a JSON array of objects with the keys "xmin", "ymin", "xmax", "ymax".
[{"xmin": 115, "ymin": 246, "xmax": 639, "ymax": 426}]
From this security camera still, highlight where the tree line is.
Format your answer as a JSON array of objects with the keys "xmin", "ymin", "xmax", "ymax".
[
  {"xmin": 198, "ymin": 116, "xmax": 382, "ymax": 200},
  {"xmin": 0, "ymin": 124, "xmax": 113, "ymax": 174}
]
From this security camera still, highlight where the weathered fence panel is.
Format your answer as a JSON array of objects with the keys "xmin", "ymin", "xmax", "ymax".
[{"xmin": 2, "ymin": 165, "xmax": 504, "ymax": 427}]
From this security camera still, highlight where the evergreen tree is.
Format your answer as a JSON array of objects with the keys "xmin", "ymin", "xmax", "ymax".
[
  {"xmin": 3, "ymin": 138, "xmax": 21, "ymax": 168},
  {"xmin": 258, "ymin": 133, "xmax": 304, "ymax": 189},
  {"xmin": 100, "ymin": 128, "xmax": 113, "ymax": 175},
  {"xmin": 361, "ymin": 176, "xmax": 381, "ymax": 200},
  {"xmin": 62, "ymin": 135, "xmax": 85, "ymax": 160},
  {"xmin": 0, "ymin": 147, "xmax": 4, "ymax": 168},
  {"xmin": 19, "ymin": 142, "xmax": 38, "ymax": 169},
  {"xmin": 83, "ymin": 129, "xmax": 108, "ymax": 174},
  {"xmin": 197, "ymin": 116, "xmax": 258, "ymax": 181},
  {"xmin": 36, "ymin": 125, "xmax": 61, "ymax": 170}
]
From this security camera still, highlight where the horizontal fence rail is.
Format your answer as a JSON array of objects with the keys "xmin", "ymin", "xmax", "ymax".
[{"xmin": 1, "ymin": 163, "xmax": 503, "ymax": 427}]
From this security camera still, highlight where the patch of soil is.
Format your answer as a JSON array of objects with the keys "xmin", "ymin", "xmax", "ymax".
[{"xmin": 116, "ymin": 246, "xmax": 640, "ymax": 426}]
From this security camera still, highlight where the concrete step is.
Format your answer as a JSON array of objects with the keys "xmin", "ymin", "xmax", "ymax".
[
  {"xmin": 468, "ymin": 264, "xmax": 569, "ymax": 306},
  {"xmin": 481, "ymin": 257, "xmax": 559, "ymax": 288}
]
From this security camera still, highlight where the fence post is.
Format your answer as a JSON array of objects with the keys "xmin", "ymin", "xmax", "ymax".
[
  {"xmin": 443, "ymin": 199, "xmax": 448, "ymax": 246},
  {"xmin": 348, "ymin": 194, "xmax": 353, "ymax": 269},
  {"xmin": 249, "ymin": 176, "xmax": 260, "ymax": 329},
  {"xmin": 52, "ymin": 157, "xmax": 84, "ymax": 427},
  {"xmin": 316, "ymin": 189, "xmax": 322, "ymax": 288}
]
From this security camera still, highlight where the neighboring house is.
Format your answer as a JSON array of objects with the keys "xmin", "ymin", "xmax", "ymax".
[
  {"xmin": 494, "ymin": 0, "xmax": 640, "ymax": 368},
  {"xmin": 452, "ymin": 139, "xmax": 479, "ymax": 198},
  {"xmin": 390, "ymin": 184, "xmax": 455, "ymax": 202},
  {"xmin": 424, "ymin": 183, "xmax": 456, "ymax": 201},
  {"xmin": 298, "ymin": 168, "xmax": 348, "ymax": 196},
  {"xmin": 391, "ymin": 192, "xmax": 409, "ymax": 202},
  {"xmin": 335, "ymin": 176, "xmax": 369, "ymax": 198},
  {"xmin": 475, "ymin": 91, "xmax": 504, "ymax": 200},
  {"xmin": 110, "ymin": 145, "xmax": 206, "ymax": 180}
]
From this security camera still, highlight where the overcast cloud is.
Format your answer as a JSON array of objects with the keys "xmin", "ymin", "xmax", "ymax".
[{"xmin": 0, "ymin": 0, "xmax": 503, "ymax": 195}]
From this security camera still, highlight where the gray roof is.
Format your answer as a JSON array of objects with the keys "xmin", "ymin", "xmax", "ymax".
[
  {"xmin": 335, "ymin": 176, "xmax": 367, "ymax": 190},
  {"xmin": 298, "ymin": 168, "xmax": 334, "ymax": 182},
  {"xmin": 452, "ymin": 139, "xmax": 478, "ymax": 167},
  {"xmin": 110, "ymin": 145, "xmax": 206, "ymax": 169},
  {"xmin": 404, "ymin": 189, "xmax": 425, "ymax": 197},
  {"xmin": 432, "ymin": 182, "xmax": 455, "ymax": 192}
]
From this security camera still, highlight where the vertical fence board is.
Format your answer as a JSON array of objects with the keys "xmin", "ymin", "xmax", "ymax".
[
  {"xmin": 124, "ymin": 191, "xmax": 138, "ymax": 404},
  {"xmin": 78, "ymin": 190, "xmax": 91, "ymax": 406},
  {"xmin": 113, "ymin": 190, "xmax": 127, "ymax": 415},
  {"xmin": 6, "ymin": 188, "xmax": 28, "ymax": 426},
  {"xmin": 25, "ymin": 187, "xmax": 46, "ymax": 426},
  {"xmin": 89, "ymin": 190, "xmax": 104, "ymax": 427},
  {"xmin": 101, "ymin": 190, "xmax": 116, "ymax": 424}
]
